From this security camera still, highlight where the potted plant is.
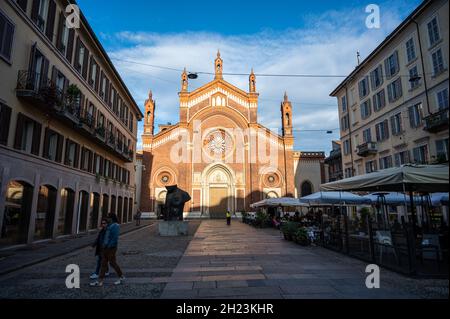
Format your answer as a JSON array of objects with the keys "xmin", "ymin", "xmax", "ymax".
[
  {"xmin": 255, "ymin": 210, "xmax": 270, "ymax": 228},
  {"xmin": 241, "ymin": 211, "xmax": 248, "ymax": 223},
  {"xmin": 281, "ymin": 222, "xmax": 298, "ymax": 241},
  {"xmin": 293, "ymin": 227, "xmax": 310, "ymax": 246},
  {"xmin": 65, "ymin": 84, "xmax": 81, "ymax": 112}
]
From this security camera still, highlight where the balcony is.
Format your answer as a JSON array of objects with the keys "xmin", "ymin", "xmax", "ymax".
[
  {"xmin": 423, "ymin": 108, "xmax": 449, "ymax": 133},
  {"xmin": 78, "ymin": 111, "xmax": 95, "ymax": 133},
  {"xmin": 357, "ymin": 142, "xmax": 378, "ymax": 157},
  {"xmin": 16, "ymin": 70, "xmax": 63, "ymax": 112},
  {"xmin": 93, "ymin": 126, "xmax": 106, "ymax": 141}
]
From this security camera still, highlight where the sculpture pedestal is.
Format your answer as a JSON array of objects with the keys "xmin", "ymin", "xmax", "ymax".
[{"xmin": 158, "ymin": 221, "xmax": 189, "ymax": 236}]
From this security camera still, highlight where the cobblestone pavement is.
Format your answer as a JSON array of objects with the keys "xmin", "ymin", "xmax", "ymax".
[
  {"xmin": 0, "ymin": 221, "xmax": 200, "ymax": 299},
  {"xmin": 0, "ymin": 221, "xmax": 153, "ymax": 276},
  {"xmin": 160, "ymin": 220, "xmax": 448, "ymax": 299},
  {"xmin": 0, "ymin": 220, "xmax": 447, "ymax": 299}
]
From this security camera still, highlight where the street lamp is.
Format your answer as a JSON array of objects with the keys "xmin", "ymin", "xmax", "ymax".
[{"xmin": 188, "ymin": 72, "xmax": 198, "ymax": 79}]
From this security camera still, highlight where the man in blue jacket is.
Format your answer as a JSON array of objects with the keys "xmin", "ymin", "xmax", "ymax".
[{"xmin": 90, "ymin": 213, "xmax": 125, "ymax": 286}]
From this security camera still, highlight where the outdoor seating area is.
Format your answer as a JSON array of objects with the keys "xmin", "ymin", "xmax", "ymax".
[{"xmin": 248, "ymin": 165, "xmax": 449, "ymax": 278}]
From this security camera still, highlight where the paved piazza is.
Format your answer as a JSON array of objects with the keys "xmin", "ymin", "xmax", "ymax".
[{"xmin": 0, "ymin": 220, "xmax": 447, "ymax": 299}]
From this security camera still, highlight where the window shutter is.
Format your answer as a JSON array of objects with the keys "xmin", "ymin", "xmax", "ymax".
[
  {"xmin": 74, "ymin": 37, "xmax": 81, "ymax": 70},
  {"xmin": 66, "ymin": 28, "xmax": 75, "ymax": 62},
  {"xmin": 45, "ymin": 0, "xmax": 56, "ymax": 41},
  {"xmin": 393, "ymin": 51, "xmax": 399, "ymax": 74},
  {"xmin": 390, "ymin": 116, "xmax": 395, "ymax": 135},
  {"xmin": 64, "ymin": 139, "xmax": 70, "ymax": 165},
  {"xmin": 384, "ymin": 58, "xmax": 390, "ymax": 79},
  {"xmin": 408, "ymin": 107, "xmax": 414, "ymax": 128},
  {"xmin": 0, "ymin": 19, "xmax": 14, "ymax": 61},
  {"xmin": 51, "ymin": 65, "xmax": 57, "ymax": 84},
  {"xmin": 105, "ymin": 78, "xmax": 110, "ymax": 104},
  {"xmin": 56, "ymin": 134, "xmax": 64, "ymax": 163},
  {"xmin": 40, "ymin": 57, "xmax": 49, "ymax": 88},
  {"xmin": 379, "ymin": 65, "xmax": 384, "ymax": 86},
  {"xmin": 80, "ymin": 147, "xmax": 86, "ymax": 170},
  {"xmin": 384, "ymin": 120, "xmax": 389, "ymax": 139},
  {"xmin": 82, "ymin": 49, "xmax": 90, "ymax": 79},
  {"xmin": 99, "ymin": 156, "xmax": 104, "ymax": 176},
  {"xmin": 28, "ymin": 43, "xmax": 37, "ymax": 75},
  {"xmin": 79, "ymin": 92, "xmax": 85, "ymax": 117},
  {"xmin": 88, "ymin": 56, "xmax": 94, "ymax": 85},
  {"xmin": 95, "ymin": 65, "xmax": 100, "ymax": 92},
  {"xmin": 74, "ymin": 143, "xmax": 80, "ymax": 168},
  {"xmin": 397, "ymin": 78, "xmax": 402, "ymax": 98},
  {"xmin": 88, "ymin": 150, "xmax": 93, "ymax": 173},
  {"xmin": 17, "ymin": 0, "xmax": 28, "ymax": 11},
  {"xmin": 43, "ymin": 127, "xmax": 50, "ymax": 158},
  {"xmin": 0, "ymin": 104, "xmax": 12, "ymax": 145},
  {"xmin": 63, "ymin": 78, "xmax": 69, "ymax": 94},
  {"xmin": 31, "ymin": 0, "xmax": 40, "ymax": 23},
  {"xmin": 56, "ymin": 11, "xmax": 64, "ymax": 51},
  {"xmin": 31, "ymin": 121, "xmax": 41, "ymax": 155}
]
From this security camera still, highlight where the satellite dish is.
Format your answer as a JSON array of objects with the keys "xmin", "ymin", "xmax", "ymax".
[{"xmin": 188, "ymin": 73, "xmax": 198, "ymax": 79}]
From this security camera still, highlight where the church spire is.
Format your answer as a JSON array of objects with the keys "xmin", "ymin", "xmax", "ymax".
[
  {"xmin": 249, "ymin": 68, "xmax": 256, "ymax": 93},
  {"xmin": 181, "ymin": 68, "xmax": 188, "ymax": 92},
  {"xmin": 214, "ymin": 50, "xmax": 223, "ymax": 80},
  {"xmin": 144, "ymin": 90, "xmax": 155, "ymax": 135},
  {"xmin": 281, "ymin": 91, "xmax": 293, "ymax": 137}
]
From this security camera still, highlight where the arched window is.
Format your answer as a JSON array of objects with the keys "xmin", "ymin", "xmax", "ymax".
[
  {"xmin": 146, "ymin": 111, "xmax": 151, "ymax": 124},
  {"xmin": 216, "ymin": 96, "xmax": 221, "ymax": 106},
  {"xmin": 301, "ymin": 181, "xmax": 313, "ymax": 197},
  {"xmin": 286, "ymin": 113, "xmax": 290, "ymax": 126},
  {"xmin": 1, "ymin": 180, "xmax": 34, "ymax": 245}
]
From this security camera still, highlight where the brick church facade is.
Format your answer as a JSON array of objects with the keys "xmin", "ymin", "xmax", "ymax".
[{"xmin": 140, "ymin": 52, "xmax": 324, "ymax": 217}]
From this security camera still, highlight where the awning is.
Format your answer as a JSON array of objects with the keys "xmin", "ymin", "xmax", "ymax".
[
  {"xmin": 320, "ymin": 164, "xmax": 449, "ymax": 193},
  {"xmin": 299, "ymin": 191, "xmax": 372, "ymax": 206},
  {"xmin": 250, "ymin": 197, "xmax": 309, "ymax": 208},
  {"xmin": 363, "ymin": 192, "xmax": 421, "ymax": 206},
  {"xmin": 430, "ymin": 193, "xmax": 450, "ymax": 206}
]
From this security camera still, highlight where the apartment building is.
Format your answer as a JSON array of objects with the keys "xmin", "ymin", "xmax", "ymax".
[
  {"xmin": 331, "ymin": 0, "xmax": 449, "ymax": 178},
  {"xmin": 324, "ymin": 141, "xmax": 343, "ymax": 182},
  {"xmin": 0, "ymin": 0, "xmax": 143, "ymax": 245}
]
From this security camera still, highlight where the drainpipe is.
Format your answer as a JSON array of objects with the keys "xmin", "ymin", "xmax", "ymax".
[
  {"xmin": 412, "ymin": 20, "xmax": 432, "ymax": 115},
  {"xmin": 344, "ymin": 84, "xmax": 355, "ymax": 176}
]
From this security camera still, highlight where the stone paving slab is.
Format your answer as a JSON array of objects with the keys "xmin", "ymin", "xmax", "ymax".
[
  {"xmin": 0, "ymin": 221, "xmax": 201, "ymax": 299},
  {"xmin": 161, "ymin": 220, "xmax": 448, "ymax": 299},
  {"xmin": 0, "ymin": 221, "xmax": 153, "ymax": 276}
]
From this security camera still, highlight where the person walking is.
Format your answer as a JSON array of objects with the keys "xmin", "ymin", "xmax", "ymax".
[
  {"xmin": 226, "ymin": 210, "xmax": 231, "ymax": 226},
  {"xmin": 90, "ymin": 219, "xmax": 110, "ymax": 279},
  {"xmin": 90, "ymin": 213, "xmax": 125, "ymax": 287},
  {"xmin": 135, "ymin": 209, "xmax": 141, "ymax": 226}
]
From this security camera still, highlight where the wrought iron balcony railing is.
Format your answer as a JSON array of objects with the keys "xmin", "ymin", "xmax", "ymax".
[
  {"xmin": 424, "ymin": 108, "xmax": 449, "ymax": 133},
  {"xmin": 357, "ymin": 141, "xmax": 378, "ymax": 157}
]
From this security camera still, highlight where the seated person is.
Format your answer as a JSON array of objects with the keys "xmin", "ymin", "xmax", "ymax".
[{"xmin": 272, "ymin": 217, "xmax": 281, "ymax": 229}]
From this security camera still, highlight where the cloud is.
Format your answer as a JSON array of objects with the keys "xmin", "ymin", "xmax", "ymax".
[{"xmin": 103, "ymin": 1, "xmax": 420, "ymax": 154}]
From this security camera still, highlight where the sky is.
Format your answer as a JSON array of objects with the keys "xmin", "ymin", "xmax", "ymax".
[{"xmin": 77, "ymin": 0, "xmax": 422, "ymax": 155}]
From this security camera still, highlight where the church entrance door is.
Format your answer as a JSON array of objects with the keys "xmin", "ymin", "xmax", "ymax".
[{"xmin": 209, "ymin": 187, "xmax": 228, "ymax": 218}]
